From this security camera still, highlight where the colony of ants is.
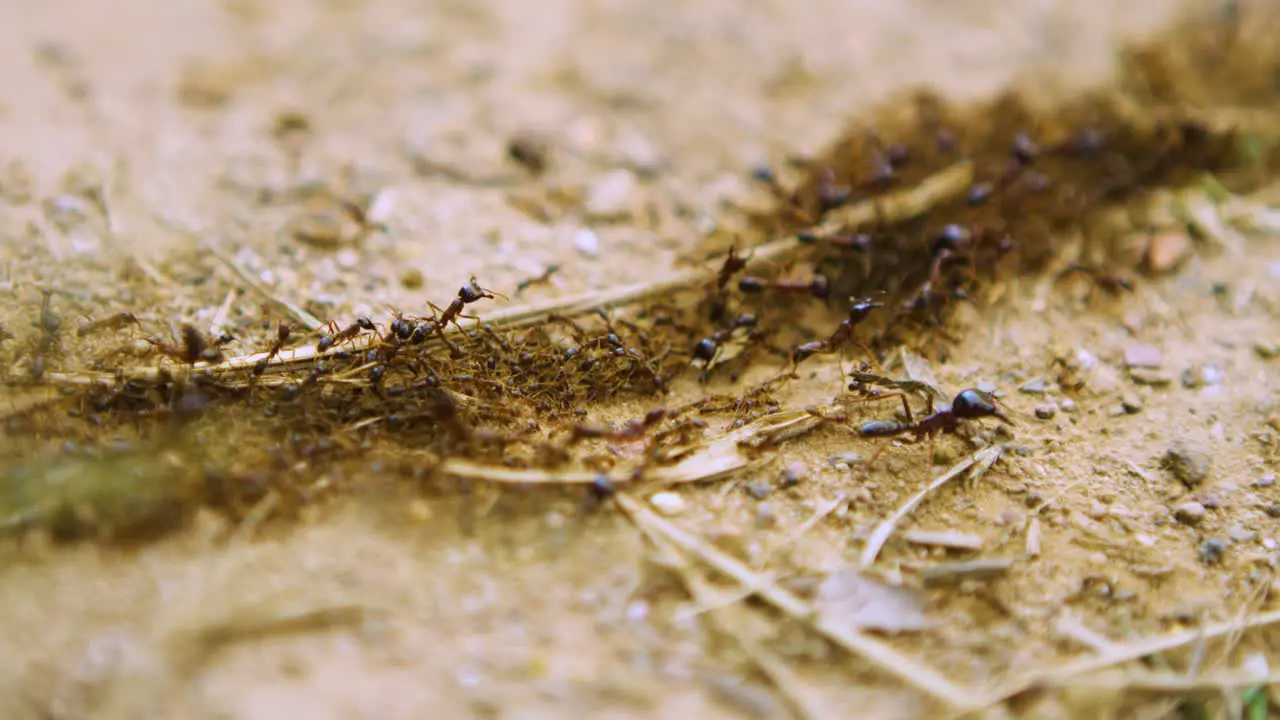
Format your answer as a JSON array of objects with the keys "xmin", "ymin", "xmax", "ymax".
[{"xmin": 0, "ymin": 71, "xmax": 1255, "ymax": 546}]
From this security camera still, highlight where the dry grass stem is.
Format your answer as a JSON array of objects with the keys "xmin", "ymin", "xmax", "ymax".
[
  {"xmin": 1066, "ymin": 668, "xmax": 1280, "ymax": 692},
  {"xmin": 156, "ymin": 215, "xmax": 324, "ymax": 331},
  {"xmin": 979, "ymin": 608, "xmax": 1280, "ymax": 708},
  {"xmin": 645, "ymin": 529, "xmax": 822, "ymax": 720},
  {"xmin": 616, "ymin": 493, "xmax": 977, "ymax": 710},
  {"xmin": 860, "ymin": 445, "xmax": 1004, "ymax": 568}
]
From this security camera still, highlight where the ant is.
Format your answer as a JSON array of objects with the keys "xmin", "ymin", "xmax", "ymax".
[
  {"xmin": 854, "ymin": 131, "xmax": 909, "ymax": 192},
  {"xmin": 791, "ymin": 295, "xmax": 883, "ymax": 368},
  {"xmin": 691, "ymin": 312, "xmax": 759, "ymax": 379},
  {"xmin": 569, "ymin": 408, "xmax": 671, "ymax": 444},
  {"xmin": 1057, "ymin": 264, "xmax": 1134, "ymax": 295},
  {"xmin": 814, "ymin": 166, "xmax": 851, "ymax": 212},
  {"xmin": 427, "ymin": 276, "xmax": 503, "ymax": 339},
  {"xmin": 148, "ymin": 323, "xmax": 230, "ymax": 365},
  {"xmin": 27, "ymin": 289, "xmax": 63, "ymax": 379},
  {"xmin": 76, "ymin": 312, "xmax": 141, "ymax": 338},
  {"xmin": 797, "ymin": 230, "xmax": 874, "ymax": 253},
  {"xmin": 856, "ymin": 386, "xmax": 1014, "ymax": 477},
  {"xmin": 715, "ymin": 245, "xmax": 751, "ymax": 292},
  {"xmin": 707, "ymin": 245, "xmax": 751, "ymax": 323},
  {"xmin": 253, "ymin": 322, "xmax": 292, "ymax": 376},
  {"xmin": 317, "ymin": 317, "xmax": 376, "ymax": 353},
  {"xmin": 738, "ymin": 273, "xmax": 831, "ymax": 300}
]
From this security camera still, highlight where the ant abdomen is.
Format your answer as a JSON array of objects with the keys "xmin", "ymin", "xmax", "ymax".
[{"xmin": 860, "ymin": 419, "xmax": 906, "ymax": 437}]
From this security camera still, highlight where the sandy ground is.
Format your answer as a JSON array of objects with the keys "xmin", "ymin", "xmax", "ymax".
[{"xmin": 6, "ymin": 0, "xmax": 1280, "ymax": 718}]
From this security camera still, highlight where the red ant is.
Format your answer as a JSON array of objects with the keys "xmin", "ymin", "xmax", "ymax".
[
  {"xmin": 76, "ymin": 312, "xmax": 141, "ymax": 338},
  {"xmin": 715, "ymin": 245, "xmax": 751, "ymax": 292},
  {"xmin": 791, "ymin": 295, "xmax": 883, "ymax": 367},
  {"xmin": 147, "ymin": 323, "xmax": 230, "ymax": 365},
  {"xmin": 569, "ymin": 408, "xmax": 671, "ymax": 444},
  {"xmin": 253, "ymin": 322, "xmax": 292, "ymax": 376},
  {"xmin": 317, "ymin": 317, "xmax": 376, "ymax": 352}
]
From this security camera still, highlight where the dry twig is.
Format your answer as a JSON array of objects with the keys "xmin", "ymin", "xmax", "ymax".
[
  {"xmin": 860, "ymin": 445, "xmax": 1005, "ymax": 568},
  {"xmin": 617, "ymin": 493, "xmax": 976, "ymax": 709}
]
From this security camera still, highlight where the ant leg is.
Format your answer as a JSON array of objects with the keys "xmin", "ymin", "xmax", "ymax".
[
  {"xmin": 925, "ymin": 433, "xmax": 935, "ymax": 483},
  {"xmin": 859, "ymin": 439, "xmax": 895, "ymax": 476},
  {"xmin": 844, "ymin": 390, "xmax": 915, "ymax": 423}
]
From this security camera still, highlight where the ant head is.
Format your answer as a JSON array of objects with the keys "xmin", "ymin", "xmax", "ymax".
[{"xmin": 952, "ymin": 388, "xmax": 1013, "ymax": 424}]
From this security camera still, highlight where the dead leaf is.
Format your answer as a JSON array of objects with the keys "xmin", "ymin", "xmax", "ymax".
[{"xmin": 815, "ymin": 567, "xmax": 930, "ymax": 635}]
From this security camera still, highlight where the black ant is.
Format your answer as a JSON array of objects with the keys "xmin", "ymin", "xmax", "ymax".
[
  {"xmin": 796, "ymin": 230, "xmax": 874, "ymax": 253},
  {"xmin": 854, "ymin": 131, "xmax": 908, "ymax": 192},
  {"xmin": 253, "ymin": 322, "xmax": 292, "ymax": 376},
  {"xmin": 814, "ymin": 166, "xmax": 851, "ymax": 212},
  {"xmin": 692, "ymin": 312, "xmax": 759, "ymax": 379},
  {"xmin": 427, "ymin": 276, "xmax": 503, "ymax": 339},
  {"xmin": 856, "ymin": 387, "xmax": 1014, "ymax": 476},
  {"xmin": 791, "ymin": 295, "xmax": 883, "ymax": 367},
  {"xmin": 738, "ymin": 273, "xmax": 831, "ymax": 300},
  {"xmin": 317, "ymin": 317, "xmax": 376, "ymax": 353}
]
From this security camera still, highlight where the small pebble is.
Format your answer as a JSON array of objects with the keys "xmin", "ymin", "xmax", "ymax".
[
  {"xmin": 1227, "ymin": 525, "xmax": 1258, "ymax": 543},
  {"xmin": 1124, "ymin": 344, "xmax": 1163, "ymax": 368},
  {"xmin": 744, "ymin": 480, "xmax": 772, "ymax": 501},
  {"xmin": 1199, "ymin": 538, "xmax": 1230, "ymax": 564},
  {"xmin": 1200, "ymin": 365, "xmax": 1225, "ymax": 386},
  {"xmin": 1173, "ymin": 501, "xmax": 1206, "ymax": 525},
  {"xmin": 614, "ymin": 129, "xmax": 662, "ymax": 176},
  {"xmin": 400, "ymin": 267, "xmax": 424, "ymax": 289},
  {"xmin": 1034, "ymin": 403, "xmax": 1057, "ymax": 420},
  {"xmin": 336, "ymin": 248, "xmax": 360, "ymax": 269},
  {"xmin": 649, "ymin": 491, "xmax": 685, "ymax": 516},
  {"xmin": 1059, "ymin": 398, "xmax": 1077, "ymax": 413},
  {"xmin": 1161, "ymin": 439, "xmax": 1212, "ymax": 487},
  {"xmin": 1257, "ymin": 473, "xmax": 1277, "ymax": 488},
  {"xmin": 506, "ymin": 131, "xmax": 551, "ymax": 175},
  {"xmin": 1128, "ymin": 368, "xmax": 1172, "ymax": 386},
  {"xmin": 1144, "ymin": 232, "xmax": 1192, "ymax": 274},
  {"xmin": 1180, "ymin": 366, "xmax": 1204, "ymax": 389},
  {"xmin": 1254, "ymin": 340, "xmax": 1280, "ymax": 360},
  {"xmin": 754, "ymin": 503, "xmax": 777, "ymax": 529},
  {"xmin": 573, "ymin": 228, "xmax": 600, "ymax": 257},
  {"xmin": 779, "ymin": 462, "xmax": 806, "ymax": 488},
  {"xmin": 828, "ymin": 452, "xmax": 860, "ymax": 468},
  {"xmin": 584, "ymin": 169, "xmax": 638, "ymax": 220},
  {"xmin": 1120, "ymin": 392, "xmax": 1144, "ymax": 414},
  {"xmin": 1019, "ymin": 378, "xmax": 1048, "ymax": 394}
]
